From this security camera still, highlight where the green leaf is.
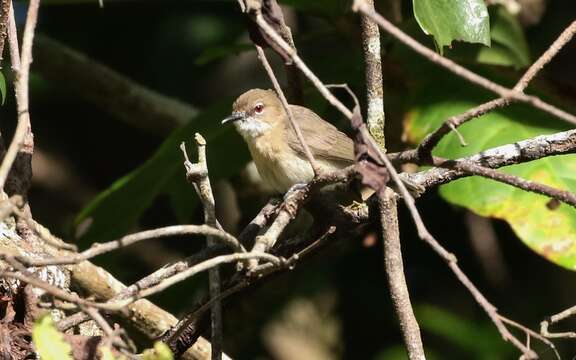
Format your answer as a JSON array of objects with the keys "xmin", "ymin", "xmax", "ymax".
[
  {"xmin": 32, "ymin": 314, "xmax": 73, "ymax": 360},
  {"xmin": 476, "ymin": 6, "xmax": 530, "ymax": 68},
  {"xmin": 413, "ymin": 0, "xmax": 491, "ymax": 53},
  {"xmin": 404, "ymin": 81, "xmax": 576, "ymax": 269},
  {"xmin": 75, "ymin": 101, "xmax": 250, "ymax": 244},
  {"xmin": 143, "ymin": 342, "xmax": 174, "ymax": 360},
  {"xmin": 416, "ymin": 305, "xmax": 512, "ymax": 359},
  {"xmin": 100, "ymin": 347, "xmax": 126, "ymax": 360},
  {"xmin": 0, "ymin": 71, "xmax": 5, "ymax": 105}
]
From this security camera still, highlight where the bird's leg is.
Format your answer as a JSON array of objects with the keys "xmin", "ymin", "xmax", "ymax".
[{"xmin": 284, "ymin": 183, "xmax": 308, "ymax": 201}]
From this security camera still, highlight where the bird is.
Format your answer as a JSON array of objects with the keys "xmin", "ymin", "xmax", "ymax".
[{"xmin": 222, "ymin": 88, "xmax": 356, "ymax": 195}]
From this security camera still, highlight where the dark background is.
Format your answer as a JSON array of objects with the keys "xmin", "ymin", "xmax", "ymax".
[{"xmin": 2, "ymin": 0, "xmax": 576, "ymax": 358}]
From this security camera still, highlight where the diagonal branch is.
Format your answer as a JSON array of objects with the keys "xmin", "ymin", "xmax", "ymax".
[{"xmin": 352, "ymin": 1, "xmax": 576, "ymax": 127}]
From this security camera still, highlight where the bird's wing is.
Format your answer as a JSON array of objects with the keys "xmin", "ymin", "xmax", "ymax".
[{"xmin": 285, "ymin": 105, "xmax": 355, "ymax": 165}]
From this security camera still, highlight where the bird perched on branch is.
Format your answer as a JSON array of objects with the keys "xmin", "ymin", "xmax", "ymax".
[{"xmin": 222, "ymin": 88, "xmax": 357, "ymax": 195}]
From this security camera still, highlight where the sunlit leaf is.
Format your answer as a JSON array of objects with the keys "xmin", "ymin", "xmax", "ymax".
[
  {"xmin": 416, "ymin": 304, "xmax": 512, "ymax": 358},
  {"xmin": 100, "ymin": 347, "xmax": 127, "ymax": 360},
  {"xmin": 32, "ymin": 314, "xmax": 73, "ymax": 360},
  {"xmin": 413, "ymin": 0, "xmax": 490, "ymax": 53},
  {"xmin": 143, "ymin": 342, "xmax": 174, "ymax": 360},
  {"xmin": 476, "ymin": 6, "xmax": 530, "ymax": 68},
  {"xmin": 404, "ymin": 79, "xmax": 576, "ymax": 269}
]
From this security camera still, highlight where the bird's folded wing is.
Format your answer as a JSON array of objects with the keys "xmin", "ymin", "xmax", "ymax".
[{"xmin": 285, "ymin": 105, "xmax": 355, "ymax": 165}]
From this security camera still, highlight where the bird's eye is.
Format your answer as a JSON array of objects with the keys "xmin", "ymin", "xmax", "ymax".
[{"xmin": 254, "ymin": 103, "xmax": 264, "ymax": 114}]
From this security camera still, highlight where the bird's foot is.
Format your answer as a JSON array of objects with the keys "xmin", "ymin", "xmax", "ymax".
[{"xmin": 283, "ymin": 183, "xmax": 308, "ymax": 201}]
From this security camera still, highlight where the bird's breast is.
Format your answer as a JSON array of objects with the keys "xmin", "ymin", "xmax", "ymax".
[{"xmin": 247, "ymin": 136, "xmax": 314, "ymax": 193}]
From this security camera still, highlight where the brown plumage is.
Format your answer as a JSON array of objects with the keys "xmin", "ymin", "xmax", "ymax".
[{"xmin": 222, "ymin": 89, "xmax": 355, "ymax": 193}]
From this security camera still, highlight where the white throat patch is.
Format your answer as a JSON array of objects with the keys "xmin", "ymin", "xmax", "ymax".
[{"xmin": 234, "ymin": 116, "xmax": 271, "ymax": 140}]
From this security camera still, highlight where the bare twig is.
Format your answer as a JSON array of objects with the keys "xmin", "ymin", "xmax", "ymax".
[
  {"xmin": 360, "ymin": 0, "xmax": 385, "ymax": 150},
  {"xmin": 417, "ymin": 21, "xmax": 576, "ymax": 158},
  {"xmin": 514, "ymin": 21, "xmax": 576, "ymax": 92},
  {"xmin": 540, "ymin": 305, "xmax": 576, "ymax": 339},
  {"xmin": 497, "ymin": 316, "xmax": 560, "ymax": 360},
  {"xmin": 378, "ymin": 189, "xmax": 425, "ymax": 359},
  {"xmin": 13, "ymin": 225, "xmax": 243, "ymax": 266},
  {"xmin": 434, "ymin": 157, "xmax": 576, "ymax": 208},
  {"xmin": 181, "ymin": 135, "xmax": 224, "ymax": 360},
  {"xmin": 352, "ymin": 1, "xmax": 576, "ymax": 126},
  {"xmin": 123, "ymin": 252, "xmax": 281, "ymax": 302},
  {"xmin": 416, "ymin": 98, "xmax": 510, "ymax": 159},
  {"xmin": 403, "ymin": 128, "xmax": 576, "ymax": 191},
  {"xmin": 0, "ymin": 0, "xmax": 39, "ymax": 192},
  {"xmin": 253, "ymin": 12, "xmax": 354, "ymax": 119},
  {"xmin": 0, "ymin": 0, "xmax": 8, "ymax": 61},
  {"xmin": 250, "ymin": 166, "xmax": 354, "ymax": 256},
  {"xmin": 254, "ymin": 45, "xmax": 320, "ymax": 174},
  {"xmin": 0, "ymin": 266, "xmax": 131, "ymax": 312}
]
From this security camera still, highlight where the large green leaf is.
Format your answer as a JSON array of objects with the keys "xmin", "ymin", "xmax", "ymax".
[
  {"xmin": 416, "ymin": 304, "xmax": 513, "ymax": 358},
  {"xmin": 476, "ymin": 6, "xmax": 530, "ymax": 68},
  {"xmin": 404, "ymin": 83, "xmax": 576, "ymax": 269},
  {"xmin": 75, "ymin": 101, "xmax": 250, "ymax": 243},
  {"xmin": 32, "ymin": 314, "xmax": 73, "ymax": 360},
  {"xmin": 413, "ymin": 0, "xmax": 491, "ymax": 53}
]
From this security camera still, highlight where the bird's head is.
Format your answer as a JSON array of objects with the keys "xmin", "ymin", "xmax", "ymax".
[{"xmin": 222, "ymin": 89, "xmax": 284, "ymax": 140}]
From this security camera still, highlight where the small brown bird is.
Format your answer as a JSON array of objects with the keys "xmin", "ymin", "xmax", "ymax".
[{"xmin": 222, "ymin": 88, "xmax": 355, "ymax": 194}]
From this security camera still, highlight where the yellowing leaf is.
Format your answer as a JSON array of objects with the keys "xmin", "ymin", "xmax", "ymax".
[
  {"xmin": 143, "ymin": 342, "xmax": 174, "ymax": 360},
  {"xmin": 32, "ymin": 314, "xmax": 73, "ymax": 360},
  {"xmin": 405, "ymin": 84, "xmax": 576, "ymax": 269}
]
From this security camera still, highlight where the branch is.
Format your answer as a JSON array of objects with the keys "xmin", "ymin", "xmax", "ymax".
[
  {"xmin": 416, "ymin": 20, "xmax": 576, "ymax": 158},
  {"xmin": 434, "ymin": 156, "xmax": 576, "ymax": 208},
  {"xmin": 0, "ymin": 0, "xmax": 8, "ymax": 61},
  {"xmin": 403, "ymin": 128, "xmax": 576, "ymax": 191},
  {"xmin": 10, "ymin": 225, "xmax": 243, "ymax": 266},
  {"xmin": 352, "ymin": 2, "xmax": 576, "ymax": 127},
  {"xmin": 360, "ymin": 0, "xmax": 385, "ymax": 150},
  {"xmin": 181, "ymin": 135, "xmax": 224, "ymax": 360},
  {"xmin": 378, "ymin": 189, "xmax": 425, "ymax": 359},
  {"xmin": 254, "ymin": 45, "xmax": 320, "ymax": 174},
  {"xmin": 0, "ymin": 0, "xmax": 38, "ymax": 194}
]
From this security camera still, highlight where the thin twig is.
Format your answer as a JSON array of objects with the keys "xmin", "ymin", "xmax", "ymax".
[
  {"xmin": 435, "ymin": 157, "xmax": 576, "ymax": 208},
  {"xmin": 0, "ymin": 0, "xmax": 8, "ymax": 62},
  {"xmin": 182, "ymin": 135, "xmax": 224, "ymax": 360},
  {"xmin": 498, "ymin": 315, "xmax": 560, "ymax": 360},
  {"xmin": 253, "ymin": 12, "xmax": 354, "ymax": 119},
  {"xmin": 403, "ymin": 128, "xmax": 576, "ymax": 192},
  {"xmin": 0, "ymin": 0, "xmax": 39, "ymax": 191},
  {"xmin": 514, "ymin": 21, "xmax": 576, "ymax": 92},
  {"xmin": 352, "ymin": 1, "xmax": 576, "ymax": 126},
  {"xmin": 254, "ymin": 45, "xmax": 320, "ymax": 174},
  {"xmin": 416, "ymin": 21, "xmax": 576, "ymax": 158},
  {"xmin": 13, "ymin": 225, "xmax": 244, "ymax": 266}
]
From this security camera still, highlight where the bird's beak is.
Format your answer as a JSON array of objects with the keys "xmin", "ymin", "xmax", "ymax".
[{"xmin": 222, "ymin": 111, "xmax": 245, "ymax": 125}]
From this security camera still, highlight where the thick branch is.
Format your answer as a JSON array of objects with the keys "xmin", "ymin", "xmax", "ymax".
[
  {"xmin": 360, "ymin": 0, "xmax": 385, "ymax": 150},
  {"xmin": 404, "ymin": 128, "xmax": 576, "ymax": 191},
  {"xmin": 378, "ymin": 189, "xmax": 425, "ymax": 359}
]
